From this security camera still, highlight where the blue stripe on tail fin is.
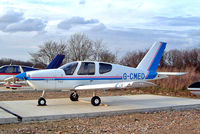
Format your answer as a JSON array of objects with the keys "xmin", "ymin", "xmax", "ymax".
[
  {"xmin": 137, "ymin": 42, "xmax": 166, "ymax": 72},
  {"xmin": 148, "ymin": 42, "xmax": 166, "ymax": 72},
  {"xmin": 46, "ymin": 54, "xmax": 65, "ymax": 69}
]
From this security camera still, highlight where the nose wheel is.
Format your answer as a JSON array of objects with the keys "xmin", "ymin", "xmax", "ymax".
[
  {"xmin": 38, "ymin": 90, "xmax": 47, "ymax": 106},
  {"xmin": 38, "ymin": 97, "xmax": 46, "ymax": 106}
]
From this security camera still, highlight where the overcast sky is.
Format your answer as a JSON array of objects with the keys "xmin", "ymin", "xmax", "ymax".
[{"xmin": 0, "ymin": 0, "xmax": 200, "ymax": 61}]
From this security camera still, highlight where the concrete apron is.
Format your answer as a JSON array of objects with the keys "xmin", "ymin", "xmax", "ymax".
[{"xmin": 0, "ymin": 94, "xmax": 200, "ymax": 124}]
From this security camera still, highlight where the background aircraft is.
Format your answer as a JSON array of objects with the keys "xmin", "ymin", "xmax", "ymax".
[
  {"xmin": 188, "ymin": 82, "xmax": 200, "ymax": 96},
  {"xmin": 1, "ymin": 54, "xmax": 65, "ymax": 89},
  {"xmin": 16, "ymin": 42, "xmax": 186, "ymax": 106}
]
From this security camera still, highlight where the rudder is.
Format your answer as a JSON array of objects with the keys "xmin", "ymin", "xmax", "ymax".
[{"xmin": 137, "ymin": 42, "xmax": 166, "ymax": 72}]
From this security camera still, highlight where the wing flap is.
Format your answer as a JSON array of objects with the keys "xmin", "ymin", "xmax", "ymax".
[{"xmin": 75, "ymin": 81, "xmax": 156, "ymax": 90}]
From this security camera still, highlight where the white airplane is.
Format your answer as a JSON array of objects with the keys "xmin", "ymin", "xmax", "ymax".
[{"xmin": 16, "ymin": 42, "xmax": 186, "ymax": 106}]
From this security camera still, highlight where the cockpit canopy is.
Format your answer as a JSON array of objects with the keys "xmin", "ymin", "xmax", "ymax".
[{"xmin": 60, "ymin": 61, "xmax": 113, "ymax": 75}]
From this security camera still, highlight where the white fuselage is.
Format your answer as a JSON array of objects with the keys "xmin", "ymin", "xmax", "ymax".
[{"xmin": 25, "ymin": 61, "xmax": 156, "ymax": 90}]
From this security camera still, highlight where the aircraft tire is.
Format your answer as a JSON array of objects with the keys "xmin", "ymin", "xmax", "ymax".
[
  {"xmin": 91, "ymin": 96, "xmax": 101, "ymax": 106},
  {"xmin": 70, "ymin": 92, "xmax": 79, "ymax": 101},
  {"xmin": 38, "ymin": 97, "xmax": 46, "ymax": 106}
]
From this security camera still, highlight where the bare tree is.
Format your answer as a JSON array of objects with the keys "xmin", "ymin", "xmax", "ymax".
[
  {"xmin": 30, "ymin": 40, "xmax": 67, "ymax": 67},
  {"xmin": 120, "ymin": 50, "xmax": 147, "ymax": 67},
  {"xmin": 99, "ymin": 49, "xmax": 117, "ymax": 63},
  {"xmin": 92, "ymin": 39, "xmax": 104, "ymax": 61},
  {"xmin": 164, "ymin": 50, "xmax": 181, "ymax": 68},
  {"xmin": 92, "ymin": 39, "xmax": 117, "ymax": 63},
  {"xmin": 67, "ymin": 33, "xmax": 93, "ymax": 61}
]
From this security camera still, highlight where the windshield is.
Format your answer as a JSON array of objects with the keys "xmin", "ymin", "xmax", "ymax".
[{"xmin": 60, "ymin": 62, "xmax": 78, "ymax": 75}]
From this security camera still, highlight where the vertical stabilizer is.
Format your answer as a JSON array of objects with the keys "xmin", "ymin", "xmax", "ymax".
[
  {"xmin": 137, "ymin": 42, "xmax": 166, "ymax": 72},
  {"xmin": 46, "ymin": 54, "xmax": 65, "ymax": 69}
]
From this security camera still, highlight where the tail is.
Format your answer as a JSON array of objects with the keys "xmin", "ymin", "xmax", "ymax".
[
  {"xmin": 46, "ymin": 54, "xmax": 65, "ymax": 69},
  {"xmin": 137, "ymin": 42, "xmax": 166, "ymax": 72}
]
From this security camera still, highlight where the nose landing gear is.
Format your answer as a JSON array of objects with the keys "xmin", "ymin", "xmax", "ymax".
[{"xmin": 38, "ymin": 90, "xmax": 47, "ymax": 106}]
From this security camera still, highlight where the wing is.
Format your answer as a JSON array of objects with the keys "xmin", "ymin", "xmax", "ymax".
[
  {"xmin": 75, "ymin": 81, "xmax": 157, "ymax": 90},
  {"xmin": 0, "ymin": 81, "xmax": 5, "ymax": 85},
  {"xmin": 4, "ymin": 76, "xmax": 17, "ymax": 82}
]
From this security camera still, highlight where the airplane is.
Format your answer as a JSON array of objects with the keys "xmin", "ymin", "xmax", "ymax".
[
  {"xmin": 16, "ymin": 42, "xmax": 186, "ymax": 106},
  {"xmin": 1, "ymin": 54, "xmax": 65, "ymax": 89},
  {"xmin": 188, "ymin": 82, "xmax": 200, "ymax": 96}
]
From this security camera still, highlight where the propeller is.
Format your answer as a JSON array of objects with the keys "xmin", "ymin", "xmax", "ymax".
[{"xmin": 16, "ymin": 72, "xmax": 27, "ymax": 80}]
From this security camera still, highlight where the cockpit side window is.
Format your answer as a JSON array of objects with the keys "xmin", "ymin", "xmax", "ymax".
[
  {"xmin": 5, "ymin": 66, "xmax": 16, "ymax": 73},
  {"xmin": 0, "ymin": 67, "xmax": 5, "ymax": 73},
  {"xmin": 78, "ymin": 62, "xmax": 95, "ymax": 75},
  {"xmin": 61, "ymin": 62, "xmax": 78, "ymax": 75},
  {"xmin": 99, "ymin": 63, "xmax": 112, "ymax": 74}
]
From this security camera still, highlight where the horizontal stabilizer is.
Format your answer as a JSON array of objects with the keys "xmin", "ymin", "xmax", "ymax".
[
  {"xmin": 158, "ymin": 72, "xmax": 187, "ymax": 76},
  {"xmin": 75, "ymin": 81, "xmax": 156, "ymax": 90},
  {"xmin": 155, "ymin": 72, "xmax": 187, "ymax": 80}
]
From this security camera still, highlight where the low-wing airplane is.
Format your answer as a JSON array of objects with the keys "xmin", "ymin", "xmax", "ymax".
[
  {"xmin": 1, "ymin": 54, "xmax": 65, "ymax": 89},
  {"xmin": 16, "ymin": 42, "xmax": 186, "ymax": 106},
  {"xmin": 188, "ymin": 82, "xmax": 200, "ymax": 96}
]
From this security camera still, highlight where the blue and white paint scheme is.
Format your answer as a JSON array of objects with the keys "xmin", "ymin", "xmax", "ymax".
[{"xmin": 16, "ymin": 42, "xmax": 186, "ymax": 106}]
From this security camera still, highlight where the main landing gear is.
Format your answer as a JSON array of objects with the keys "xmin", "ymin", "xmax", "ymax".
[
  {"xmin": 91, "ymin": 96, "xmax": 101, "ymax": 106},
  {"xmin": 38, "ymin": 90, "xmax": 47, "ymax": 106},
  {"xmin": 70, "ymin": 91, "xmax": 79, "ymax": 101},
  {"xmin": 70, "ymin": 90, "xmax": 101, "ymax": 106}
]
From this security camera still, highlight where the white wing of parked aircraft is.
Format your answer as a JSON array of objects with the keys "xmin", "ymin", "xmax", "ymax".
[
  {"xmin": 75, "ymin": 81, "xmax": 157, "ymax": 90},
  {"xmin": 16, "ymin": 42, "xmax": 186, "ymax": 106}
]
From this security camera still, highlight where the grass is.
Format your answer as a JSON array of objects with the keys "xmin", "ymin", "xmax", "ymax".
[{"xmin": 136, "ymin": 67, "xmax": 200, "ymax": 98}]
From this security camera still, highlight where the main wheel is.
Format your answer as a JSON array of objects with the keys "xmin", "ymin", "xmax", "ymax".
[
  {"xmin": 91, "ymin": 96, "xmax": 101, "ymax": 106},
  {"xmin": 70, "ymin": 92, "xmax": 79, "ymax": 101},
  {"xmin": 38, "ymin": 97, "xmax": 46, "ymax": 106}
]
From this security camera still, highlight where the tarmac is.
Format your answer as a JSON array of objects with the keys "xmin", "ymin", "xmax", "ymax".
[{"xmin": 0, "ymin": 94, "xmax": 200, "ymax": 124}]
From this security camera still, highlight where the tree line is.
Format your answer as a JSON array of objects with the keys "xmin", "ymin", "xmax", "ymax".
[
  {"xmin": 120, "ymin": 48, "xmax": 200, "ymax": 72},
  {"xmin": 0, "ymin": 33, "xmax": 200, "ymax": 71},
  {"xmin": 29, "ymin": 33, "xmax": 117, "ymax": 68}
]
